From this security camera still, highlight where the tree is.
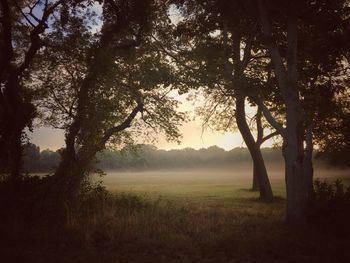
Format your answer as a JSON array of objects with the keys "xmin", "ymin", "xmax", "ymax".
[
  {"xmin": 173, "ymin": 0, "xmax": 349, "ymax": 221},
  {"xmin": 0, "ymin": 0, "xmax": 67, "ymax": 182},
  {"xmin": 255, "ymin": 0, "xmax": 349, "ymax": 223},
  {"xmin": 171, "ymin": 0, "xmax": 274, "ymax": 200},
  {"xmin": 33, "ymin": 0, "xmax": 185, "ymax": 205}
]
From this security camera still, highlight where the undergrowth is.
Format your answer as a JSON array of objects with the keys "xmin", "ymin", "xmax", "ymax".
[
  {"xmin": 0, "ymin": 177, "xmax": 349, "ymax": 263},
  {"xmin": 307, "ymin": 178, "xmax": 350, "ymax": 235}
]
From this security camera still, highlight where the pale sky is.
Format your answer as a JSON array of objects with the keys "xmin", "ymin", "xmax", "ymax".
[{"xmin": 28, "ymin": 119, "xmax": 246, "ymax": 151}]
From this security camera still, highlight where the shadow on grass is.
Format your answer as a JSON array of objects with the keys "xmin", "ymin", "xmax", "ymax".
[{"xmin": 1, "ymin": 185, "xmax": 348, "ymax": 263}]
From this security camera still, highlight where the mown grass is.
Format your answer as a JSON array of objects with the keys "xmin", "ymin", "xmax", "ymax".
[
  {"xmin": 1, "ymin": 168, "xmax": 349, "ymax": 263},
  {"xmin": 102, "ymin": 168, "xmax": 288, "ymax": 199}
]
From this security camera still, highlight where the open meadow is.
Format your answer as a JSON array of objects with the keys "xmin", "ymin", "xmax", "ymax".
[
  {"xmin": 2, "ymin": 165, "xmax": 350, "ymax": 263},
  {"xmin": 102, "ymin": 163, "xmax": 350, "ymax": 200}
]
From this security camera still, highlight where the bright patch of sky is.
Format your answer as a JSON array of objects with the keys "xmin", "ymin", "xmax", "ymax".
[
  {"xmin": 168, "ymin": 4, "xmax": 184, "ymax": 25},
  {"xmin": 90, "ymin": 2, "xmax": 103, "ymax": 34}
]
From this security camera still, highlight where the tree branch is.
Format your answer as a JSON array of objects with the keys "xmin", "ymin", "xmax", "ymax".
[
  {"xmin": 16, "ymin": 0, "xmax": 65, "ymax": 75},
  {"xmin": 48, "ymin": 87, "xmax": 75, "ymax": 119},
  {"xmin": 261, "ymin": 131, "xmax": 279, "ymax": 144},
  {"xmin": 101, "ymin": 100, "xmax": 143, "ymax": 146},
  {"xmin": 223, "ymin": 20, "xmax": 234, "ymax": 81},
  {"xmin": 13, "ymin": 1, "xmax": 36, "ymax": 27},
  {"xmin": 256, "ymin": 105, "xmax": 264, "ymax": 143},
  {"xmin": 256, "ymin": 0, "xmax": 288, "ymax": 97},
  {"xmin": 255, "ymin": 98, "xmax": 286, "ymax": 138},
  {"xmin": 241, "ymin": 22, "xmax": 258, "ymax": 71},
  {"xmin": 150, "ymin": 34, "xmax": 198, "ymax": 73}
]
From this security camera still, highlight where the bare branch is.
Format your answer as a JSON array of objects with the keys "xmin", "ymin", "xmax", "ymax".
[
  {"xmin": 261, "ymin": 131, "xmax": 279, "ymax": 144},
  {"xmin": 255, "ymin": 97, "xmax": 286, "ymax": 138},
  {"xmin": 47, "ymin": 83, "xmax": 75, "ymax": 118},
  {"xmin": 28, "ymin": 0, "xmax": 40, "ymax": 14},
  {"xmin": 141, "ymin": 108, "xmax": 157, "ymax": 129},
  {"xmin": 16, "ymin": 0, "xmax": 65, "ymax": 74},
  {"xmin": 13, "ymin": 1, "xmax": 36, "ymax": 27},
  {"xmin": 101, "ymin": 101, "xmax": 143, "ymax": 146}
]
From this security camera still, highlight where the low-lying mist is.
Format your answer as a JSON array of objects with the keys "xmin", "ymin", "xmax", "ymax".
[{"xmin": 99, "ymin": 162, "xmax": 350, "ymax": 199}]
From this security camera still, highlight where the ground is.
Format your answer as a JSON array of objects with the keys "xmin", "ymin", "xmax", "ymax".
[{"xmin": 1, "ymin": 165, "xmax": 349, "ymax": 263}]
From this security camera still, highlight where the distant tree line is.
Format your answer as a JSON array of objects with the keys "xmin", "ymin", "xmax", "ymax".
[
  {"xmin": 24, "ymin": 143, "xmax": 343, "ymax": 173},
  {"xmin": 22, "ymin": 144, "xmax": 61, "ymax": 173},
  {"xmin": 96, "ymin": 145, "xmax": 285, "ymax": 170}
]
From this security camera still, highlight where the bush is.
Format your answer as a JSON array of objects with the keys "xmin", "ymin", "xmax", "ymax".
[{"xmin": 307, "ymin": 179, "xmax": 350, "ymax": 235}]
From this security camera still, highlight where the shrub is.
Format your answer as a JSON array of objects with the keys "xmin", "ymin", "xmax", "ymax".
[{"xmin": 306, "ymin": 179, "xmax": 350, "ymax": 235}]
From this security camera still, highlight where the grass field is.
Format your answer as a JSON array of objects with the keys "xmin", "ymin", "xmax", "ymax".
[
  {"xmin": 102, "ymin": 164, "xmax": 350, "ymax": 200},
  {"xmin": 2, "ymin": 165, "xmax": 350, "ymax": 263}
]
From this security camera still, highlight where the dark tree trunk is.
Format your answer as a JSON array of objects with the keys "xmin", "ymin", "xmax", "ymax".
[
  {"xmin": 0, "ymin": 74, "xmax": 33, "ymax": 184},
  {"xmin": 251, "ymin": 106, "xmax": 269, "ymax": 192},
  {"xmin": 283, "ymin": 116, "xmax": 314, "ymax": 224},
  {"xmin": 257, "ymin": 0, "xmax": 314, "ymax": 223},
  {"xmin": 235, "ymin": 96, "xmax": 273, "ymax": 201},
  {"xmin": 50, "ymin": 132, "xmax": 93, "ymax": 206},
  {"xmin": 283, "ymin": 131, "xmax": 313, "ymax": 224},
  {"xmin": 53, "ymin": 156, "xmax": 89, "ymax": 204},
  {"xmin": 252, "ymin": 163, "xmax": 260, "ymax": 191},
  {"xmin": 223, "ymin": 26, "xmax": 272, "ymax": 199}
]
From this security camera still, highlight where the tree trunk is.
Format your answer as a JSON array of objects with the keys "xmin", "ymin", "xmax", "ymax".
[
  {"xmin": 51, "ymin": 144, "xmax": 92, "ymax": 205},
  {"xmin": 257, "ymin": 0, "xmax": 314, "ymax": 223},
  {"xmin": 284, "ymin": 7, "xmax": 314, "ymax": 224},
  {"xmin": 0, "ymin": 74, "xmax": 31, "ymax": 184},
  {"xmin": 252, "ymin": 162, "xmax": 260, "ymax": 191},
  {"xmin": 283, "ymin": 116, "xmax": 314, "ymax": 224},
  {"xmin": 235, "ymin": 96, "xmax": 273, "ymax": 201},
  {"xmin": 252, "ymin": 106, "xmax": 265, "ymax": 192}
]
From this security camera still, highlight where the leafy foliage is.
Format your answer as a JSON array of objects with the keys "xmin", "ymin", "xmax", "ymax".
[{"xmin": 307, "ymin": 179, "xmax": 350, "ymax": 234}]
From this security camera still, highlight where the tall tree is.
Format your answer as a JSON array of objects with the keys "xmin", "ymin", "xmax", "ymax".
[
  {"xmin": 33, "ymin": 0, "xmax": 185, "ymax": 205},
  {"xmin": 0, "ymin": 0, "xmax": 68, "ymax": 182},
  {"xmin": 255, "ymin": 0, "xmax": 349, "ymax": 223},
  {"xmin": 172, "ymin": 0, "xmax": 274, "ymax": 200}
]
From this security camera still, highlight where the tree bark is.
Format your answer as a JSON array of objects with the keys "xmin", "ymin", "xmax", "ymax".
[
  {"xmin": 257, "ymin": 0, "xmax": 314, "ymax": 224},
  {"xmin": 235, "ymin": 96, "xmax": 273, "ymax": 201},
  {"xmin": 252, "ymin": 163, "xmax": 260, "ymax": 191}
]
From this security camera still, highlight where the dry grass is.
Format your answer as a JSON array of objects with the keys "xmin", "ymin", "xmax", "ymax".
[
  {"xmin": 1, "ymin": 190, "xmax": 349, "ymax": 263},
  {"xmin": 1, "ymin": 167, "xmax": 349, "ymax": 263}
]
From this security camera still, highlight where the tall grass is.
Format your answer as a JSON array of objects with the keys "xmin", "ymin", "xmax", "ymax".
[{"xmin": 1, "ymin": 178, "xmax": 349, "ymax": 263}]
